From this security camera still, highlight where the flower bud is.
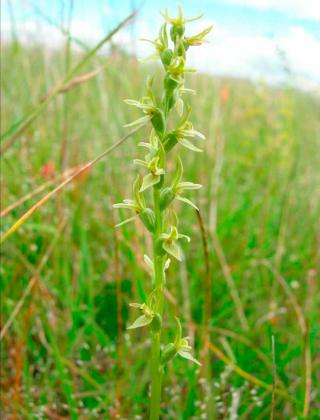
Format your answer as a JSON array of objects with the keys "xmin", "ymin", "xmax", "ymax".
[
  {"xmin": 160, "ymin": 187, "xmax": 175, "ymax": 210},
  {"xmin": 161, "ymin": 342, "xmax": 177, "ymax": 365},
  {"xmin": 150, "ymin": 313, "xmax": 162, "ymax": 333},
  {"xmin": 160, "ymin": 48, "xmax": 173, "ymax": 67},
  {"xmin": 140, "ymin": 208, "xmax": 156, "ymax": 232},
  {"xmin": 163, "ymin": 133, "xmax": 178, "ymax": 152},
  {"xmin": 170, "ymin": 24, "xmax": 185, "ymax": 43},
  {"xmin": 151, "ymin": 109, "xmax": 166, "ymax": 137}
]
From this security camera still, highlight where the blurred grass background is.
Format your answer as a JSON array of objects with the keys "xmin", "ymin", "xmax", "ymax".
[{"xmin": 1, "ymin": 10, "xmax": 320, "ymax": 419}]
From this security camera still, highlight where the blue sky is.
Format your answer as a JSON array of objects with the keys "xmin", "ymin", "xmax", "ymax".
[{"xmin": 2, "ymin": 0, "xmax": 320, "ymax": 88}]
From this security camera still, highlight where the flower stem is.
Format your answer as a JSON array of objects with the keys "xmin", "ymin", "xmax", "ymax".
[
  {"xmin": 150, "ymin": 187, "xmax": 164, "ymax": 419},
  {"xmin": 150, "ymin": 332, "xmax": 162, "ymax": 420}
]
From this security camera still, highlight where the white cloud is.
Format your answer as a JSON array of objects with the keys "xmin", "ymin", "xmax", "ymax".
[
  {"xmin": 1, "ymin": 20, "xmax": 65, "ymax": 47},
  {"xmin": 223, "ymin": 0, "xmax": 320, "ymax": 20},
  {"xmin": 192, "ymin": 24, "xmax": 320, "ymax": 85},
  {"xmin": 277, "ymin": 26, "xmax": 320, "ymax": 79},
  {"xmin": 70, "ymin": 18, "xmax": 103, "ymax": 43},
  {"xmin": 1, "ymin": 18, "xmax": 104, "ymax": 47}
]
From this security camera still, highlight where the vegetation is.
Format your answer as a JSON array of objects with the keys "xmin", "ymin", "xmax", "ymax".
[
  {"xmin": 1, "ymin": 7, "xmax": 319, "ymax": 419},
  {"xmin": 113, "ymin": 8, "xmax": 212, "ymax": 419}
]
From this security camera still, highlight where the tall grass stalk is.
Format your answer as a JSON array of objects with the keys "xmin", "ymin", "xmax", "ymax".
[{"xmin": 113, "ymin": 7, "xmax": 212, "ymax": 418}]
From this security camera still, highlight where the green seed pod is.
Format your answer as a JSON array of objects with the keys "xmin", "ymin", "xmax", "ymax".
[
  {"xmin": 140, "ymin": 208, "xmax": 156, "ymax": 233},
  {"xmin": 150, "ymin": 313, "xmax": 162, "ymax": 333},
  {"xmin": 166, "ymin": 90, "xmax": 179, "ymax": 114},
  {"xmin": 160, "ymin": 48, "xmax": 173, "ymax": 67},
  {"xmin": 170, "ymin": 24, "xmax": 185, "ymax": 43},
  {"xmin": 160, "ymin": 187, "xmax": 175, "ymax": 210},
  {"xmin": 164, "ymin": 74, "xmax": 179, "ymax": 94},
  {"xmin": 155, "ymin": 238, "xmax": 166, "ymax": 256},
  {"xmin": 176, "ymin": 41, "xmax": 186, "ymax": 58},
  {"xmin": 161, "ymin": 342, "xmax": 177, "ymax": 365},
  {"xmin": 154, "ymin": 174, "xmax": 164, "ymax": 190},
  {"xmin": 151, "ymin": 109, "xmax": 166, "ymax": 137},
  {"xmin": 163, "ymin": 133, "xmax": 178, "ymax": 152}
]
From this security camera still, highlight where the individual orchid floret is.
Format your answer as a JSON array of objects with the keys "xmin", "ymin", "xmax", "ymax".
[
  {"xmin": 172, "ymin": 156, "xmax": 202, "ymax": 209},
  {"xmin": 161, "ymin": 7, "xmax": 203, "ymax": 26},
  {"xmin": 113, "ymin": 175, "xmax": 145, "ymax": 225},
  {"xmin": 128, "ymin": 289, "xmax": 162, "ymax": 332},
  {"xmin": 159, "ymin": 225, "xmax": 190, "ymax": 261},
  {"xmin": 161, "ymin": 317, "xmax": 201, "ymax": 366},
  {"xmin": 141, "ymin": 24, "xmax": 174, "ymax": 68},
  {"xmin": 167, "ymin": 56, "xmax": 196, "ymax": 84},
  {"xmin": 123, "ymin": 97, "xmax": 155, "ymax": 128},
  {"xmin": 141, "ymin": 24, "xmax": 168, "ymax": 54},
  {"xmin": 141, "ymin": 156, "xmax": 165, "ymax": 192},
  {"xmin": 184, "ymin": 25, "xmax": 213, "ymax": 48},
  {"xmin": 135, "ymin": 136, "xmax": 166, "ymax": 192},
  {"xmin": 124, "ymin": 79, "xmax": 165, "ymax": 136},
  {"xmin": 138, "ymin": 129, "xmax": 159, "ymax": 158},
  {"xmin": 113, "ymin": 175, "xmax": 156, "ymax": 231},
  {"xmin": 127, "ymin": 302, "xmax": 155, "ymax": 330},
  {"xmin": 163, "ymin": 106, "xmax": 205, "ymax": 152},
  {"xmin": 160, "ymin": 156, "xmax": 202, "ymax": 210},
  {"xmin": 173, "ymin": 317, "xmax": 201, "ymax": 365},
  {"xmin": 161, "ymin": 7, "xmax": 203, "ymax": 44},
  {"xmin": 174, "ymin": 181, "xmax": 202, "ymax": 210}
]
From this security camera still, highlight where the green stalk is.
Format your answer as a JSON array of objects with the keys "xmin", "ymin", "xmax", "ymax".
[
  {"xmin": 150, "ymin": 187, "xmax": 164, "ymax": 419},
  {"xmin": 150, "ymin": 331, "xmax": 162, "ymax": 419}
]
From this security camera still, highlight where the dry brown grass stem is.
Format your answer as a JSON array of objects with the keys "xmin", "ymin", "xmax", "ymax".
[
  {"xmin": 41, "ymin": 64, "xmax": 109, "ymax": 102},
  {"xmin": 0, "ymin": 124, "xmax": 145, "ymax": 244},
  {"xmin": 1, "ymin": 166, "xmax": 80, "ymax": 218}
]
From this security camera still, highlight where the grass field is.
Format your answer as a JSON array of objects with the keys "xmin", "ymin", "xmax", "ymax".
[{"xmin": 1, "ymin": 13, "xmax": 320, "ymax": 419}]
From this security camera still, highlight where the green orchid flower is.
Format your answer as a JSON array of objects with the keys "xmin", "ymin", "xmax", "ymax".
[
  {"xmin": 184, "ymin": 25, "xmax": 213, "ymax": 47},
  {"xmin": 159, "ymin": 226, "xmax": 190, "ymax": 261},
  {"xmin": 160, "ymin": 156, "xmax": 202, "ymax": 211},
  {"xmin": 161, "ymin": 6, "xmax": 203, "ymax": 27},
  {"xmin": 163, "ymin": 106, "xmax": 205, "ymax": 152},
  {"xmin": 168, "ymin": 56, "xmax": 195, "ymax": 82},
  {"xmin": 134, "ymin": 134, "xmax": 166, "ymax": 192},
  {"xmin": 127, "ymin": 302, "xmax": 155, "ymax": 329},
  {"xmin": 125, "ymin": 79, "xmax": 166, "ymax": 136},
  {"xmin": 171, "ymin": 156, "xmax": 202, "ymax": 209},
  {"xmin": 113, "ymin": 175, "xmax": 155, "ymax": 231},
  {"xmin": 128, "ymin": 289, "xmax": 163, "ymax": 332},
  {"xmin": 161, "ymin": 317, "xmax": 201, "ymax": 366},
  {"xmin": 141, "ymin": 24, "xmax": 175, "ymax": 67}
]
